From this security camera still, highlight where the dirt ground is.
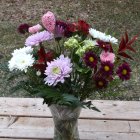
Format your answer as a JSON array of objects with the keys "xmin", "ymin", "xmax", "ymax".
[{"xmin": 0, "ymin": 0, "xmax": 140, "ymax": 99}]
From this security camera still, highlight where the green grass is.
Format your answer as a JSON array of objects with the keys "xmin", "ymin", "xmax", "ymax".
[{"xmin": 0, "ymin": 0, "xmax": 140, "ymax": 99}]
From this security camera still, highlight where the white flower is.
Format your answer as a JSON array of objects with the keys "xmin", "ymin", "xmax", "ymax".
[
  {"xmin": 89, "ymin": 28, "xmax": 118, "ymax": 44},
  {"xmin": 36, "ymin": 71, "xmax": 41, "ymax": 76},
  {"xmin": 8, "ymin": 47, "xmax": 35, "ymax": 72},
  {"xmin": 12, "ymin": 46, "xmax": 33, "ymax": 56}
]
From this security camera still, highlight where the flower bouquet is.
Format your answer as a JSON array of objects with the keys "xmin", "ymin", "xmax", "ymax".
[{"xmin": 8, "ymin": 11, "xmax": 138, "ymax": 140}]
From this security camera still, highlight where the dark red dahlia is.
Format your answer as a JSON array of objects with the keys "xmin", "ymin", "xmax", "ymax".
[
  {"xmin": 100, "ymin": 61, "xmax": 114, "ymax": 76},
  {"xmin": 17, "ymin": 23, "xmax": 30, "ymax": 34},
  {"xmin": 97, "ymin": 40, "xmax": 113, "ymax": 52},
  {"xmin": 64, "ymin": 23, "xmax": 76, "ymax": 37},
  {"xmin": 77, "ymin": 20, "xmax": 90, "ymax": 35},
  {"xmin": 33, "ymin": 64, "xmax": 46, "ymax": 74},
  {"xmin": 56, "ymin": 20, "xmax": 67, "ymax": 29},
  {"xmin": 84, "ymin": 51, "xmax": 98, "ymax": 68},
  {"xmin": 116, "ymin": 63, "xmax": 131, "ymax": 80},
  {"xmin": 95, "ymin": 77, "xmax": 108, "ymax": 89},
  {"xmin": 37, "ymin": 47, "xmax": 46, "ymax": 63},
  {"xmin": 37, "ymin": 47, "xmax": 54, "ymax": 63},
  {"xmin": 46, "ymin": 50, "xmax": 54, "ymax": 62}
]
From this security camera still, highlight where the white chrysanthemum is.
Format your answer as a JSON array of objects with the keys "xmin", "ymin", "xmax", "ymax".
[
  {"xmin": 89, "ymin": 28, "xmax": 118, "ymax": 44},
  {"xmin": 12, "ymin": 46, "xmax": 33, "ymax": 56},
  {"xmin": 8, "ymin": 53, "xmax": 34, "ymax": 72}
]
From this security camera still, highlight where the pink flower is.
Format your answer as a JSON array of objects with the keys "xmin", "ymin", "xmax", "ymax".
[
  {"xmin": 42, "ymin": 11, "xmax": 56, "ymax": 33},
  {"xmin": 100, "ymin": 51, "xmax": 115, "ymax": 63},
  {"xmin": 28, "ymin": 24, "xmax": 42, "ymax": 34}
]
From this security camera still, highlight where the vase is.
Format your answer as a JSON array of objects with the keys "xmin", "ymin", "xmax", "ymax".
[{"xmin": 49, "ymin": 104, "xmax": 82, "ymax": 140}]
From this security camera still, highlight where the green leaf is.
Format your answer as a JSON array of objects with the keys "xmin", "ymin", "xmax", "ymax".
[
  {"xmin": 75, "ymin": 64, "xmax": 90, "ymax": 73},
  {"xmin": 82, "ymin": 101, "xmax": 101, "ymax": 112}
]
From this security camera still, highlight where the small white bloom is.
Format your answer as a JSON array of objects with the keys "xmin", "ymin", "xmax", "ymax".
[
  {"xmin": 36, "ymin": 71, "xmax": 41, "ymax": 76},
  {"xmin": 89, "ymin": 28, "xmax": 118, "ymax": 44}
]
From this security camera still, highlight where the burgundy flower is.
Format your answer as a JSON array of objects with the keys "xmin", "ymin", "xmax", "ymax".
[
  {"xmin": 56, "ymin": 20, "xmax": 67, "ymax": 29},
  {"xmin": 77, "ymin": 20, "xmax": 90, "ymax": 35},
  {"xmin": 95, "ymin": 77, "xmax": 108, "ymax": 89},
  {"xmin": 46, "ymin": 50, "xmax": 54, "ymax": 62},
  {"xmin": 97, "ymin": 40, "xmax": 113, "ymax": 52},
  {"xmin": 116, "ymin": 63, "xmax": 131, "ymax": 80},
  {"xmin": 84, "ymin": 51, "xmax": 98, "ymax": 68},
  {"xmin": 64, "ymin": 23, "xmax": 76, "ymax": 37},
  {"xmin": 100, "ymin": 61, "xmax": 114, "ymax": 76},
  {"xmin": 33, "ymin": 64, "xmax": 46, "ymax": 74},
  {"xmin": 37, "ymin": 47, "xmax": 54, "ymax": 63},
  {"xmin": 37, "ymin": 47, "xmax": 46, "ymax": 63},
  {"xmin": 17, "ymin": 23, "xmax": 30, "ymax": 34}
]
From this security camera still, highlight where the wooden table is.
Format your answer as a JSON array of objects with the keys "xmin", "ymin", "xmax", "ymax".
[{"xmin": 0, "ymin": 97, "xmax": 139, "ymax": 140}]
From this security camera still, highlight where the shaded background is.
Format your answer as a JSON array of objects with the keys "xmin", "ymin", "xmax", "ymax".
[{"xmin": 0, "ymin": 0, "xmax": 140, "ymax": 99}]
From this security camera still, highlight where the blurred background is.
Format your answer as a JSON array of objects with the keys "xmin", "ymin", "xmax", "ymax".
[{"xmin": 0, "ymin": 0, "xmax": 140, "ymax": 100}]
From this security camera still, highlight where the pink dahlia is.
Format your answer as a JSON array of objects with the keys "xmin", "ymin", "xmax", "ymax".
[
  {"xmin": 100, "ymin": 51, "xmax": 115, "ymax": 63},
  {"xmin": 25, "ymin": 31, "xmax": 53, "ymax": 46},
  {"xmin": 44, "ymin": 55, "xmax": 72, "ymax": 86},
  {"xmin": 28, "ymin": 24, "xmax": 42, "ymax": 34},
  {"xmin": 42, "ymin": 11, "xmax": 56, "ymax": 33}
]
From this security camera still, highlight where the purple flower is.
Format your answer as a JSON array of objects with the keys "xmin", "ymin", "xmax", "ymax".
[
  {"xmin": 97, "ymin": 40, "xmax": 112, "ymax": 52},
  {"xmin": 25, "ymin": 31, "xmax": 54, "ymax": 46},
  {"xmin": 54, "ymin": 25, "xmax": 64, "ymax": 40},
  {"xmin": 44, "ymin": 55, "xmax": 72, "ymax": 86},
  {"xmin": 95, "ymin": 77, "xmax": 108, "ymax": 89},
  {"xmin": 54, "ymin": 20, "xmax": 67, "ymax": 40},
  {"xmin": 116, "ymin": 63, "xmax": 131, "ymax": 80},
  {"xmin": 84, "ymin": 51, "xmax": 98, "ymax": 68},
  {"xmin": 100, "ymin": 61, "xmax": 114, "ymax": 76}
]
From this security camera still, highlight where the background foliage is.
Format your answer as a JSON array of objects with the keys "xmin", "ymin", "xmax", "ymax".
[{"xmin": 0, "ymin": 0, "xmax": 140, "ymax": 100}]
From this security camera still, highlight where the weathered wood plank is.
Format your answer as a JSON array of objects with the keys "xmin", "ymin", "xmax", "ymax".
[
  {"xmin": 0, "ymin": 117, "xmax": 140, "ymax": 133},
  {"xmin": 0, "ymin": 116, "xmax": 139, "ymax": 139},
  {"xmin": 0, "ymin": 139, "xmax": 38, "ymax": 140},
  {"xmin": 0, "ymin": 130, "xmax": 140, "ymax": 140},
  {"xmin": 0, "ymin": 98, "xmax": 140, "ymax": 120}
]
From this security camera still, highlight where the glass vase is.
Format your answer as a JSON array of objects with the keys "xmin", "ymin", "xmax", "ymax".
[{"xmin": 49, "ymin": 104, "xmax": 82, "ymax": 140}]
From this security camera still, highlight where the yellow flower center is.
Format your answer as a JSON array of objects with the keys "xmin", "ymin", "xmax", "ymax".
[
  {"xmin": 89, "ymin": 57, "xmax": 94, "ymax": 62},
  {"xmin": 21, "ymin": 60, "xmax": 25, "ymax": 64},
  {"xmin": 98, "ymin": 81, "xmax": 104, "ymax": 86},
  {"xmin": 122, "ymin": 69, "xmax": 127, "ymax": 75},
  {"xmin": 104, "ymin": 65, "xmax": 110, "ymax": 71},
  {"xmin": 52, "ymin": 67, "xmax": 60, "ymax": 74}
]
